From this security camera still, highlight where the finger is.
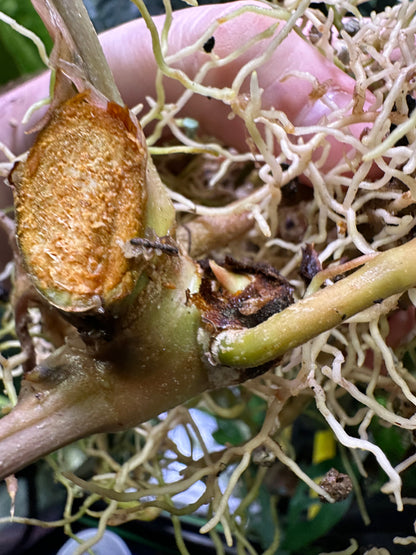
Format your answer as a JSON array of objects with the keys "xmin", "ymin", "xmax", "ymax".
[
  {"xmin": 0, "ymin": 73, "xmax": 49, "ymax": 158},
  {"xmin": 1, "ymin": 2, "xmax": 373, "ymax": 161},
  {"xmin": 101, "ymin": 1, "xmax": 374, "ymax": 160}
]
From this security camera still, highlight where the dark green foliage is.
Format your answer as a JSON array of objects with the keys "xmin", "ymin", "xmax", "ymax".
[
  {"xmin": 212, "ymin": 393, "xmax": 267, "ymax": 445},
  {"xmin": 0, "ymin": 0, "xmax": 52, "ymax": 86},
  {"xmin": 281, "ymin": 478, "xmax": 352, "ymax": 553}
]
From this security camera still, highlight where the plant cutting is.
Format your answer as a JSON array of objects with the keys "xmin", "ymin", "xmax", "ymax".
[{"xmin": 1, "ymin": 0, "xmax": 416, "ymax": 552}]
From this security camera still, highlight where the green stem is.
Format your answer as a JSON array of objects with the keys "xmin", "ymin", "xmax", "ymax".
[
  {"xmin": 213, "ymin": 238, "xmax": 416, "ymax": 367},
  {"xmin": 32, "ymin": 0, "xmax": 123, "ymax": 104}
]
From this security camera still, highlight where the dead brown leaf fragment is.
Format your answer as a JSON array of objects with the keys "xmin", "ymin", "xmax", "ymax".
[
  {"xmin": 192, "ymin": 257, "xmax": 294, "ymax": 331},
  {"xmin": 300, "ymin": 243, "xmax": 322, "ymax": 283},
  {"xmin": 318, "ymin": 468, "xmax": 353, "ymax": 503}
]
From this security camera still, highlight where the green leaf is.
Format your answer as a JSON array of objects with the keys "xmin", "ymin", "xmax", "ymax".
[
  {"xmin": 0, "ymin": 395, "xmax": 12, "ymax": 410},
  {"xmin": 282, "ymin": 480, "xmax": 352, "ymax": 552},
  {"xmin": 370, "ymin": 419, "xmax": 410, "ymax": 466},
  {"xmin": 247, "ymin": 394, "xmax": 268, "ymax": 428},
  {"xmin": 212, "ymin": 417, "xmax": 251, "ymax": 446},
  {"xmin": 246, "ymin": 484, "xmax": 279, "ymax": 550},
  {"xmin": 0, "ymin": 0, "xmax": 52, "ymax": 86}
]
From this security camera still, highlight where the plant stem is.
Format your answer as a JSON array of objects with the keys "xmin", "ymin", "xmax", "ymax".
[
  {"xmin": 0, "ymin": 253, "xmax": 210, "ymax": 480},
  {"xmin": 32, "ymin": 0, "xmax": 123, "ymax": 104},
  {"xmin": 213, "ymin": 238, "xmax": 416, "ymax": 367}
]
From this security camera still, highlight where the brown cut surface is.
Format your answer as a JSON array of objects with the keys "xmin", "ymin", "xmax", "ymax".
[{"xmin": 12, "ymin": 93, "xmax": 147, "ymax": 311}]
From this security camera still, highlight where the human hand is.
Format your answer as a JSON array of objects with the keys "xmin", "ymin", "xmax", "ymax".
[{"xmin": 0, "ymin": 1, "xmax": 372, "ymax": 161}]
